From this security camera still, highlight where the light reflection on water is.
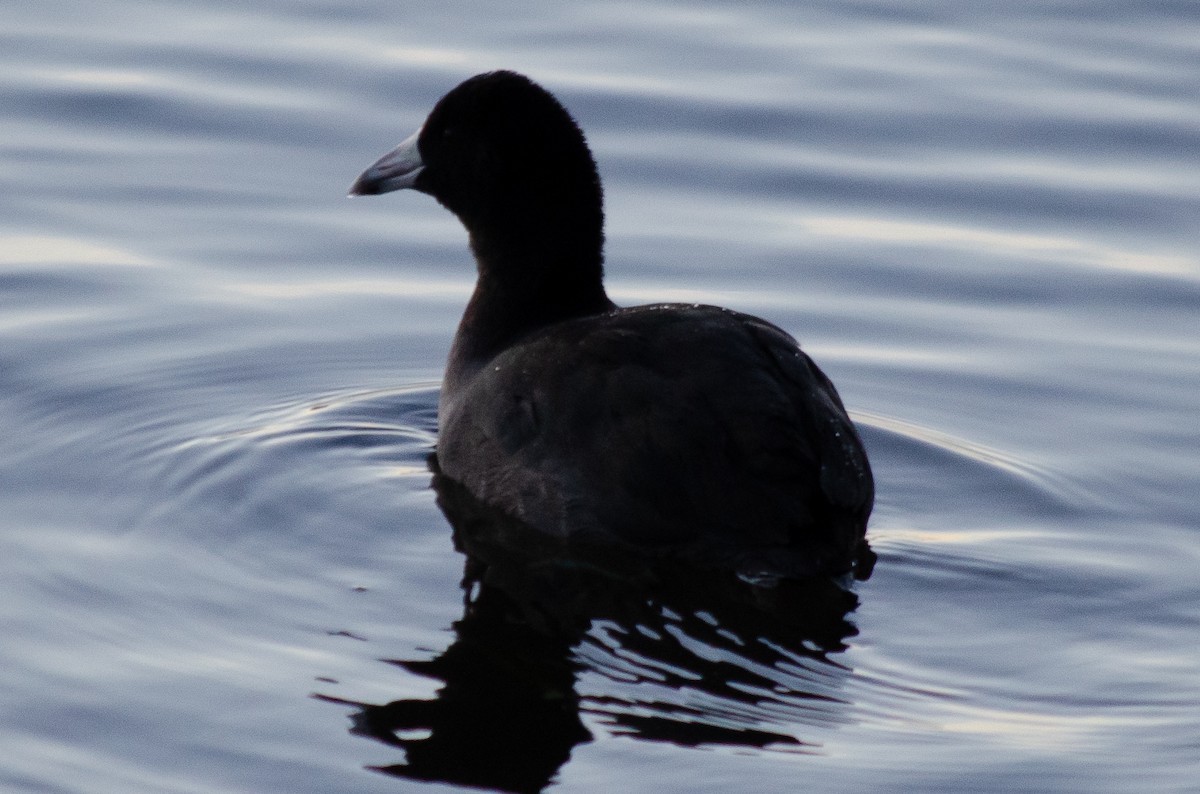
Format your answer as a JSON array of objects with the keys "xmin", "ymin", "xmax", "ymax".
[{"xmin": 1, "ymin": 1, "xmax": 1198, "ymax": 792}]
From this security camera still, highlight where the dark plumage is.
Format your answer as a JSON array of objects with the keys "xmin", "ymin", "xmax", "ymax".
[{"xmin": 352, "ymin": 70, "xmax": 874, "ymax": 579}]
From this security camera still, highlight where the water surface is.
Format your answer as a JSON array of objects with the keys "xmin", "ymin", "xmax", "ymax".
[{"xmin": 2, "ymin": 2, "xmax": 1198, "ymax": 792}]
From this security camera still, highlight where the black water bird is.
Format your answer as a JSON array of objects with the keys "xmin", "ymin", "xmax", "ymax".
[{"xmin": 351, "ymin": 70, "xmax": 874, "ymax": 579}]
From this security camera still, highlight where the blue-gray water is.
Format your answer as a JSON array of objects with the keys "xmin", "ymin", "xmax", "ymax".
[{"xmin": 3, "ymin": 2, "xmax": 1198, "ymax": 792}]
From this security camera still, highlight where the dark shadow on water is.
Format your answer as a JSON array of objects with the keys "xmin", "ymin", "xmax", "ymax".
[{"xmin": 318, "ymin": 463, "xmax": 870, "ymax": 793}]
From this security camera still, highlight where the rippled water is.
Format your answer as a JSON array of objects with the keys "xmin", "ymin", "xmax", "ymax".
[{"xmin": 3, "ymin": 2, "xmax": 1198, "ymax": 792}]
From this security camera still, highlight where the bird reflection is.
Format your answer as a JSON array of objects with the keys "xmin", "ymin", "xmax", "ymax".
[{"xmin": 320, "ymin": 465, "xmax": 871, "ymax": 793}]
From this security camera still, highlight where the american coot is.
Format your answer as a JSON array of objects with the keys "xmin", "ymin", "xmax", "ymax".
[{"xmin": 351, "ymin": 71, "xmax": 874, "ymax": 580}]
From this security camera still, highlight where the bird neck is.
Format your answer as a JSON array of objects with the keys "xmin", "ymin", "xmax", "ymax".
[{"xmin": 442, "ymin": 225, "xmax": 613, "ymax": 397}]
